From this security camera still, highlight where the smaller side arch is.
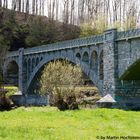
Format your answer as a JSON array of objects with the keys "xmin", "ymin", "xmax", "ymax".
[
  {"xmin": 76, "ymin": 52, "xmax": 81, "ymax": 60},
  {"xmin": 28, "ymin": 58, "xmax": 32, "ymax": 75},
  {"xmin": 36, "ymin": 57, "xmax": 39, "ymax": 66},
  {"xmin": 32, "ymin": 58, "xmax": 36, "ymax": 72},
  {"xmin": 90, "ymin": 50, "xmax": 98, "ymax": 71},
  {"xmin": 120, "ymin": 58, "xmax": 140, "ymax": 80},
  {"xmin": 82, "ymin": 51, "xmax": 89, "ymax": 63},
  {"xmin": 40, "ymin": 56, "xmax": 43, "ymax": 61}
]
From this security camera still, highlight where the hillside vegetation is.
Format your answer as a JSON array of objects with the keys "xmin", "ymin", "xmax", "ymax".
[
  {"xmin": 0, "ymin": 8, "xmax": 80, "ymax": 51},
  {"xmin": 0, "ymin": 107, "xmax": 140, "ymax": 140}
]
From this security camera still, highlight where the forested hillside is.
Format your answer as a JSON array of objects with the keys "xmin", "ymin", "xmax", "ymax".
[{"xmin": 0, "ymin": 8, "xmax": 80, "ymax": 51}]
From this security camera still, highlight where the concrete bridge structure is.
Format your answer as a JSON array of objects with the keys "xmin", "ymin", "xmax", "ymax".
[{"xmin": 3, "ymin": 28, "xmax": 140, "ymax": 108}]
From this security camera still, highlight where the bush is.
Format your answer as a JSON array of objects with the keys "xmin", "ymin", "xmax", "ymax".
[
  {"xmin": 54, "ymin": 92, "xmax": 79, "ymax": 111},
  {"xmin": 40, "ymin": 60, "xmax": 83, "ymax": 111},
  {"xmin": 0, "ymin": 89, "xmax": 13, "ymax": 111},
  {"xmin": 54, "ymin": 93, "xmax": 68, "ymax": 111},
  {"xmin": 0, "ymin": 72, "xmax": 16, "ymax": 111}
]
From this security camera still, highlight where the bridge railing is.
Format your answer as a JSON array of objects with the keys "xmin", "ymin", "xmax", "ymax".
[
  {"xmin": 7, "ymin": 34, "xmax": 104, "ymax": 57},
  {"xmin": 24, "ymin": 34, "xmax": 104, "ymax": 55},
  {"xmin": 117, "ymin": 28, "xmax": 140, "ymax": 40},
  {"xmin": 6, "ymin": 50, "xmax": 19, "ymax": 57}
]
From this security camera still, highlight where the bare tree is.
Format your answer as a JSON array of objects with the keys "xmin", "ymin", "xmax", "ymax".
[
  {"xmin": 36, "ymin": 0, "xmax": 38, "ymax": 15},
  {"xmin": 3, "ymin": 0, "xmax": 8, "ymax": 8},
  {"xmin": 22, "ymin": 0, "xmax": 25, "ymax": 12},
  {"xmin": 32, "ymin": 0, "xmax": 35, "ymax": 15},
  {"xmin": 0, "ymin": 0, "xmax": 1, "ymax": 7},
  {"xmin": 26, "ymin": 0, "xmax": 29, "ymax": 14}
]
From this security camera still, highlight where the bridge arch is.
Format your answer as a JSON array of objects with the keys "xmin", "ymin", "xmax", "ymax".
[
  {"xmin": 40, "ymin": 56, "xmax": 43, "ymax": 61},
  {"xmin": 28, "ymin": 58, "xmax": 31, "ymax": 72},
  {"xmin": 76, "ymin": 52, "xmax": 81, "ymax": 60},
  {"xmin": 90, "ymin": 50, "xmax": 98, "ymax": 71},
  {"xmin": 120, "ymin": 58, "xmax": 140, "ymax": 80},
  {"xmin": 32, "ymin": 57, "xmax": 36, "ymax": 71},
  {"xmin": 82, "ymin": 51, "xmax": 89, "ymax": 63},
  {"xmin": 26, "ymin": 54, "xmax": 101, "ymax": 94},
  {"xmin": 36, "ymin": 57, "xmax": 40, "ymax": 66}
]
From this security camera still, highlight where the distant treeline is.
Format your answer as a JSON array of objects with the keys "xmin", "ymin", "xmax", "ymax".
[{"xmin": 0, "ymin": 0, "xmax": 140, "ymax": 27}]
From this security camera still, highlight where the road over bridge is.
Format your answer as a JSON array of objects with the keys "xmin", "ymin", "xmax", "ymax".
[{"xmin": 4, "ymin": 28, "xmax": 140, "ymax": 108}]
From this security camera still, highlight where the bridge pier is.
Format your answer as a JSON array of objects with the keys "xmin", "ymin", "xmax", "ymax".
[
  {"xmin": 103, "ymin": 28, "xmax": 117, "ymax": 98},
  {"xmin": 18, "ymin": 48, "xmax": 26, "ymax": 95}
]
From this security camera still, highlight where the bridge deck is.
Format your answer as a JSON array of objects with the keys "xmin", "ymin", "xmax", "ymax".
[{"xmin": 7, "ymin": 34, "xmax": 104, "ymax": 57}]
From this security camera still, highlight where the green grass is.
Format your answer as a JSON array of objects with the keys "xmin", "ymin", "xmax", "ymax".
[
  {"xmin": 0, "ymin": 107, "xmax": 140, "ymax": 140},
  {"xmin": 4, "ymin": 86, "xmax": 18, "ymax": 96}
]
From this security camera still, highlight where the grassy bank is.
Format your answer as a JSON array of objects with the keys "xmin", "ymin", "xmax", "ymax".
[{"xmin": 0, "ymin": 107, "xmax": 140, "ymax": 140}]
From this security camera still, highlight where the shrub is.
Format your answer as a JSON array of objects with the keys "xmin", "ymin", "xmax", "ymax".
[
  {"xmin": 0, "ymin": 73, "xmax": 15, "ymax": 111},
  {"xmin": 40, "ymin": 60, "xmax": 83, "ymax": 110},
  {"xmin": 0, "ymin": 89, "xmax": 13, "ymax": 111}
]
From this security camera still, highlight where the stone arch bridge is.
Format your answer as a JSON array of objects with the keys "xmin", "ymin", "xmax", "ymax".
[{"xmin": 3, "ymin": 28, "xmax": 140, "ymax": 108}]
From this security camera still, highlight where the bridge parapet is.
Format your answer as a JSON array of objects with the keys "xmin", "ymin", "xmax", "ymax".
[
  {"xmin": 117, "ymin": 28, "xmax": 140, "ymax": 40},
  {"xmin": 7, "ymin": 34, "xmax": 103, "ymax": 57},
  {"xmin": 6, "ymin": 50, "xmax": 19, "ymax": 57},
  {"xmin": 24, "ymin": 34, "xmax": 103, "ymax": 55}
]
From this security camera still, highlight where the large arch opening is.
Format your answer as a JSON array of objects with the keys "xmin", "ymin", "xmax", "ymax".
[
  {"xmin": 117, "ymin": 60, "xmax": 140, "ymax": 109},
  {"xmin": 121, "ymin": 59, "xmax": 140, "ymax": 80},
  {"xmin": 90, "ymin": 51, "xmax": 98, "ymax": 71},
  {"xmin": 27, "ymin": 59, "xmax": 101, "ymax": 107},
  {"xmin": 27, "ymin": 59, "xmax": 97, "ymax": 93},
  {"xmin": 5, "ymin": 61, "xmax": 19, "ymax": 86}
]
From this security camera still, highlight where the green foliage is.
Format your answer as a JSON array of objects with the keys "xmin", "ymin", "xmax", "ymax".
[
  {"xmin": 40, "ymin": 60, "xmax": 83, "ymax": 110},
  {"xmin": 80, "ymin": 15, "xmax": 137, "ymax": 38},
  {"xmin": 0, "ymin": 9, "xmax": 80, "ymax": 51},
  {"xmin": 80, "ymin": 16, "xmax": 107, "ymax": 37},
  {"xmin": 40, "ymin": 60, "xmax": 83, "ymax": 95},
  {"xmin": 26, "ymin": 17, "xmax": 48, "ymax": 47},
  {"xmin": 0, "ymin": 107, "xmax": 140, "ymax": 139},
  {"xmin": 0, "ymin": 10, "xmax": 21, "ymax": 51},
  {"xmin": 0, "ymin": 86, "xmax": 18, "ymax": 111},
  {"xmin": 104, "ymin": 16, "xmax": 137, "ymax": 32},
  {"xmin": 26, "ymin": 19, "xmax": 80, "ymax": 47},
  {"xmin": 4, "ymin": 86, "xmax": 18, "ymax": 96}
]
